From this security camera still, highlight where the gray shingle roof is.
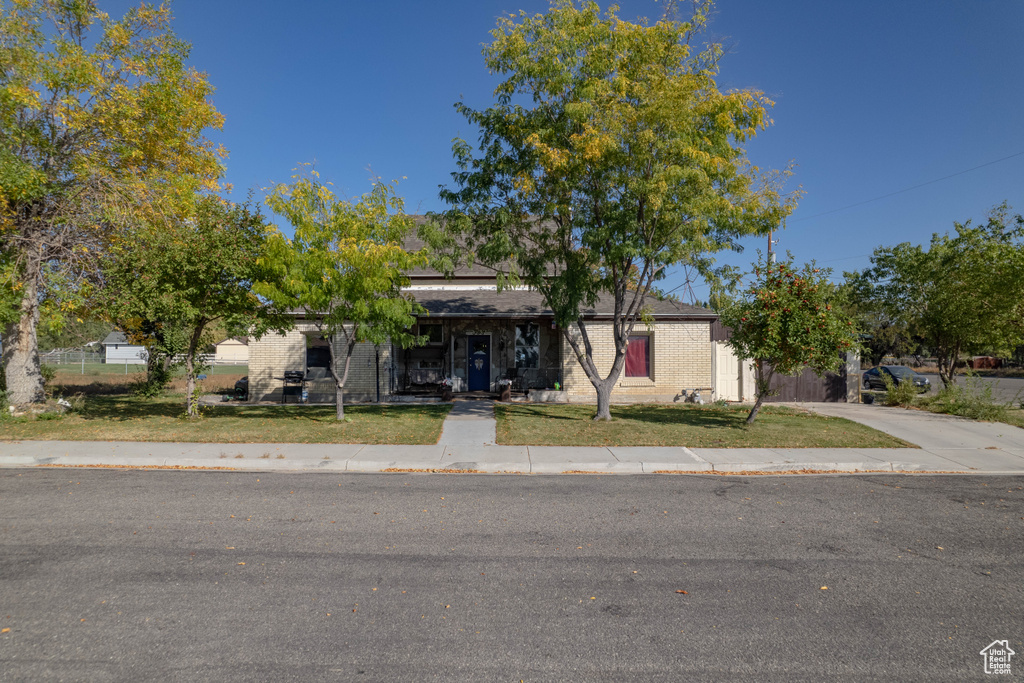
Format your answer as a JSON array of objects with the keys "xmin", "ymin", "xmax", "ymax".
[
  {"xmin": 405, "ymin": 217, "xmax": 501, "ymax": 278},
  {"xmin": 408, "ymin": 288, "xmax": 713, "ymax": 320},
  {"xmin": 101, "ymin": 331, "xmax": 132, "ymax": 346}
]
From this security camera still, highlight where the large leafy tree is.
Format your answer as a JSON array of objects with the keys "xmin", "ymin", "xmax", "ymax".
[
  {"xmin": 259, "ymin": 171, "xmax": 427, "ymax": 420},
  {"xmin": 102, "ymin": 196, "xmax": 289, "ymax": 418},
  {"xmin": 36, "ymin": 317, "xmax": 111, "ymax": 352},
  {"xmin": 430, "ymin": 0, "xmax": 796, "ymax": 420},
  {"xmin": 718, "ymin": 256, "xmax": 857, "ymax": 423},
  {"xmin": 854, "ymin": 203, "xmax": 1024, "ymax": 387},
  {"xmin": 0, "ymin": 0, "xmax": 224, "ymax": 404},
  {"xmin": 841, "ymin": 271, "xmax": 920, "ymax": 367}
]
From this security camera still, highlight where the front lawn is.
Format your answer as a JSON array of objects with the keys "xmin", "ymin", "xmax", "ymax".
[
  {"xmin": 0, "ymin": 395, "xmax": 450, "ymax": 445},
  {"xmin": 495, "ymin": 403, "xmax": 911, "ymax": 448}
]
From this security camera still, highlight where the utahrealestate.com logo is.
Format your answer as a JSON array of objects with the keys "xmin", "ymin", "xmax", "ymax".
[{"xmin": 980, "ymin": 640, "xmax": 1015, "ymax": 675}]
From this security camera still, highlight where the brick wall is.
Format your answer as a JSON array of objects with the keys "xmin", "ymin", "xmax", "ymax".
[
  {"xmin": 248, "ymin": 322, "xmax": 389, "ymax": 403},
  {"xmin": 559, "ymin": 321, "xmax": 712, "ymax": 403}
]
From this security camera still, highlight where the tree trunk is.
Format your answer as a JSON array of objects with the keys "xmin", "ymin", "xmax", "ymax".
[
  {"xmin": 936, "ymin": 347, "xmax": 958, "ymax": 388},
  {"xmin": 183, "ymin": 324, "xmax": 206, "ymax": 419},
  {"xmin": 328, "ymin": 334, "xmax": 356, "ymax": 421},
  {"xmin": 560, "ymin": 322, "xmax": 626, "ymax": 422},
  {"xmin": 593, "ymin": 380, "xmax": 614, "ymax": 421},
  {"xmin": 746, "ymin": 360, "xmax": 774, "ymax": 424},
  {"xmin": 745, "ymin": 394, "xmax": 765, "ymax": 425},
  {"xmin": 2, "ymin": 256, "xmax": 45, "ymax": 406},
  {"xmin": 184, "ymin": 354, "xmax": 196, "ymax": 417}
]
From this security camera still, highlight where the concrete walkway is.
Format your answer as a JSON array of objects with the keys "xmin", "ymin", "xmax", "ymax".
[
  {"xmin": 2, "ymin": 402, "xmax": 1024, "ymax": 475},
  {"xmin": 436, "ymin": 399, "xmax": 497, "ymax": 447}
]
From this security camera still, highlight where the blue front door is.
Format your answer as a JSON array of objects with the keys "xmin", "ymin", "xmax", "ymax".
[{"xmin": 467, "ymin": 335, "xmax": 490, "ymax": 391}]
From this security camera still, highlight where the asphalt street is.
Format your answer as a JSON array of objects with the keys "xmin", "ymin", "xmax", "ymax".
[
  {"xmin": 918, "ymin": 374, "xmax": 1024, "ymax": 404},
  {"xmin": 2, "ymin": 470, "xmax": 1021, "ymax": 681}
]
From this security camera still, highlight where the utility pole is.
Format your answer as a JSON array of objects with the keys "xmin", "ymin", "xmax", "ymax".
[{"xmin": 768, "ymin": 228, "xmax": 778, "ymax": 264}]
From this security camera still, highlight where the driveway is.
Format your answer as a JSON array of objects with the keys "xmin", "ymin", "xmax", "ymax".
[{"xmin": 797, "ymin": 401, "xmax": 1024, "ymax": 452}]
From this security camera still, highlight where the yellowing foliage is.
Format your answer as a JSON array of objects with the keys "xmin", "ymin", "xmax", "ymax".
[
  {"xmin": 0, "ymin": 0, "xmax": 226, "ymax": 404},
  {"xmin": 439, "ymin": 0, "xmax": 800, "ymax": 421}
]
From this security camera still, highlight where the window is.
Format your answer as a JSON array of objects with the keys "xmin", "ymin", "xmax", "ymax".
[
  {"xmin": 305, "ymin": 334, "xmax": 331, "ymax": 380},
  {"xmin": 624, "ymin": 335, "xmax": 650, "ymax": 378},
  {"xmin": 305, "ymin": 335, "xmax": 330, "ymax": 368},
  {"xmin": 515, "ymin": 323, "xmax": 539, "ymax": 369},
  {"xmin": 420, "ymin": 323, "xmax": 443, "ymax": 345},
  {"xmin": 418, "ymin": 360, "xmax": 442, "ymax": 370}
]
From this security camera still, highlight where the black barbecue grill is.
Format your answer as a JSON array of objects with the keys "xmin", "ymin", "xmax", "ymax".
[{"xmin": 282, "ymin": 370, "xmax": 304, "ymax": 403}]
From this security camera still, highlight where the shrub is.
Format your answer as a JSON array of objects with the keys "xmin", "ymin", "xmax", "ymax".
[
  {"xmin": 131, "ymin": 363, "xmax": 173, "ymax": 398},
  {"xmin": 881, "ymin": 373, "xmax": 920, "ymax": 408},
  {"xmin": 40, "ymin": 364, "xmax": 57, "ymax": 383},
  {"xmin": 131, "ymin": 377, "xmax": 167, "ymax": 398},
  {"xmin": 923, "ymin": 375, "xmax": 1010, "ymax": 422}
]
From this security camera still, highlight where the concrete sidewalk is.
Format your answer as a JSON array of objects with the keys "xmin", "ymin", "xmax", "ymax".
[
  {"xmin": 2, "ymin": 441, "xmax": 1023, "ymax": 475},
  {"xmin": 2, "ymin": 401, "xmax": 1024, "ymax": 475}
]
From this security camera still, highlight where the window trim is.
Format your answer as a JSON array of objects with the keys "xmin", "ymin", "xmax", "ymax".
[{"xmin": 623, "ymin": 333, "xmax": 652, "ymax": 380}]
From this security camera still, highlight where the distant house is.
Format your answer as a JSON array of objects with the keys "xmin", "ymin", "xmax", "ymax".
[
  {"xmin": 214, "ymin": 337, "xmax": 249, "ymax": 364},
  {"xmin": 101, "ymin": 331, "xmax": 147, "ymax": 365},
  {"xmin": 967, "ymin": 355, "xmax": 1002, "ymax": 370}
]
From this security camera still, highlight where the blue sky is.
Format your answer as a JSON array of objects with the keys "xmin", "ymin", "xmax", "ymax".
[{"xmin": 131, "ymin": 0, "xmax": 1024, "ymax": 300}]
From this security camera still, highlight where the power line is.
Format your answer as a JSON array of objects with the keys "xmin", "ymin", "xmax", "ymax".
[
  {"xmin": 660, "ymin": 150, "xmax": 1024, "ymax": 294},
  {"xmin": 790, "ymin": 150, "xmax": 1024, "ymax": 223}
]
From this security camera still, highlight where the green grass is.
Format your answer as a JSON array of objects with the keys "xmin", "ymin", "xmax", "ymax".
[
  {"xmin": 0, "ymin": 395, "xmax": 450, "ymax": 445},
  {"xmin": 1001, "ymin": 409, "xmax": 1024, "ymax": 428},
  {"xmin": 495, "ymin": 403, "xmax": 912, "ymax": 448}
]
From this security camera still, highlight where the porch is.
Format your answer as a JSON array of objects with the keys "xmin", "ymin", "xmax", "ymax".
[{"xmin": 393, "ymin": 318, "xmax": 563, "ymax": 397}]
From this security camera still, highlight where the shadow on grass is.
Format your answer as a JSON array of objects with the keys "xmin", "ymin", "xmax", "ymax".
[
  {"xmin": 497, "ymin": 404, "xmax": 580, "ymax": 421},
  {"xmin": 609, "ymin": 405, "xmax": 746, "ymax": 429},
  {"xmin": 52, "ymin": 382, "xmax": 137, "ymax": 396},
  {"xmin": 498, "ymin": 403, "xmax": 779, "ymax": 429},
  {"xmin": 76, "ymin": 396, "xmax": 451, "ymax": 423}
]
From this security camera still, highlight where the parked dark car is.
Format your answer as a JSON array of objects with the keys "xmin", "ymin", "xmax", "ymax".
[
  {"xmin": 862, "ymin": 365, "xmax": 930, "ymax": 392},
  {"xmin": 234, "ymin": 376, "xmax": 249, "ymax": 401}
]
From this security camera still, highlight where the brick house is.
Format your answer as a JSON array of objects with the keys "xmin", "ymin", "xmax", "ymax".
[{"xmin": 247, "ymin": 232, "xmax": 720, "ymax": 404}]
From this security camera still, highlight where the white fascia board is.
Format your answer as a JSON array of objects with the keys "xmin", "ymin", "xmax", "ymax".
[{"xmin": 404, "ymin": 284, "xmax": 533, "ymax": 291}]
